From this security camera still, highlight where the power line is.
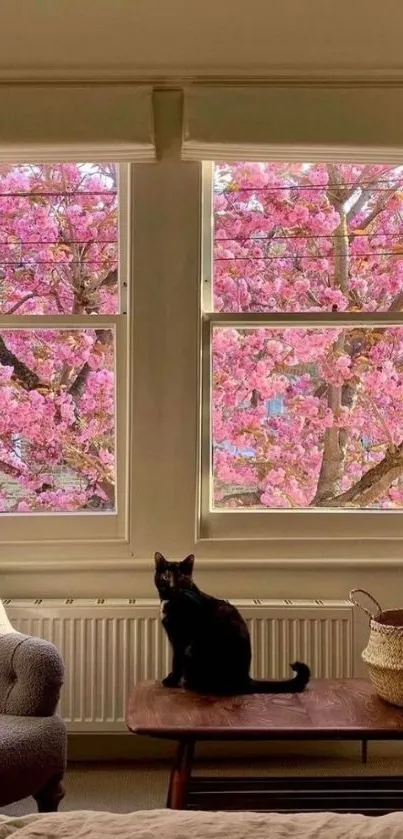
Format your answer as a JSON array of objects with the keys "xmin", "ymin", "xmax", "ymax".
[
  {"xmin": 0, "ymin": 260, "xmax": 117, "ymax": 266},
  {"xmin": 214, "ymin": 179, "xmax": 403, "ymax": 194},
  {"xmin": 215, "ymin": 251, "xmax": 403, "ymax": 261},
  {"xmin": 0, "ymin": 240, "xmax": 117, "ymax": 246},
  {"xmin": 0, "ymin": 190, "xmax": 117, "ymax": 198},
  {"xmin": 214, "ymin": 233, "xmax": 403, "ymax": 243}
]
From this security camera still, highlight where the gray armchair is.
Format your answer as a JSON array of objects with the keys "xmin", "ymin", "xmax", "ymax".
[{"xmin": 0, "ymin": 629, "xmax": 67, "ymax": 811}]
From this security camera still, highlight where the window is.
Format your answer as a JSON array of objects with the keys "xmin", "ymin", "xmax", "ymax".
[
  {"xmin": 200, "ymin": 160, "xmax": 403, "ymax": 542},
  {"xmin": 0, "ymin": 162, "xmax": 129, "ymax": 545}
]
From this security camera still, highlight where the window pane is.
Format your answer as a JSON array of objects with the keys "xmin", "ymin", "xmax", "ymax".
[
  {"xmin": 0, "ymin": 163, "xmax": 118, "ymax": 315},
  {"xmin": 0, "ymin": 328, "xmax": 115, "ymax": 513},
  {"xmin": 212, "ymin": 325, "xmax": 403, "ymax": 509},
  {"xmin": 212, "ymin": 162, "xmax": 403, "ymax": 313}
]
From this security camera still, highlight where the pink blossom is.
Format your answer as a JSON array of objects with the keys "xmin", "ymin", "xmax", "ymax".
[{"xmin": 212, "ymin": 162, "xmax": 403, "ymax": 510}]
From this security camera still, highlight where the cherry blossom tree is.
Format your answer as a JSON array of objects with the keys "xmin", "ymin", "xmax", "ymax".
[
  {"xmin": 0, "ymin": 163, "xmax": 117, "ymax": 512},
  {"xmin": 212, "ymin": 162, "xmax": 403, "ymax": 509}
]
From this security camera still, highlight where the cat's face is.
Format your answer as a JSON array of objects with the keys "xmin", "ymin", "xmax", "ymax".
[{"xmin": 154, "ymin": 552, "xmax": 195, "ymax": 600}]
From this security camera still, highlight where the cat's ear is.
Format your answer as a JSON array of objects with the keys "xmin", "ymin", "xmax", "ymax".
[
  {"xmin": 154, "ymin": 552, "xmax": 167, "ymax": 570},
  {"xmin": 180, "ymin": 554, "xmax": 195, "ymax": 575}
]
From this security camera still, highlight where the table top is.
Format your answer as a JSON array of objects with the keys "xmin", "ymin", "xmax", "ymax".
[{"xmin": 126, "ymin": 679, "xmax": 403, "ymax": 740}]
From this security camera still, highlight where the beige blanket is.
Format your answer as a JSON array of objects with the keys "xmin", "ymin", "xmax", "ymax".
[{"xmin": 0, "ymin": 809, "xmax": 402, "ymax": 839}]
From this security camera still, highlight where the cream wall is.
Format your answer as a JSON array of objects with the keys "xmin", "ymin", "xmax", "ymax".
[
  {"xmin": 0, "ymin": 143, "xmax": 400, "ymax": 681},
  {"xmin": 0, "ymin": 0, "xmax": 403, "ymax": 79}
]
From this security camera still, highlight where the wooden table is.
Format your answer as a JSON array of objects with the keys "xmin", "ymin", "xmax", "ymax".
[{"xmin": 126, "ymin": 679, "xmax": 403, "ymax": 814}]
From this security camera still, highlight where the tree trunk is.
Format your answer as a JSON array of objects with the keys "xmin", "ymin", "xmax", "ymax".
[
  {"xmin": 312, "ymin": 167, "xmax": 351, "ymax": 504},
  {"xmin": 325, "ymin": 442, "xmax": 403, "ymax": 507}
]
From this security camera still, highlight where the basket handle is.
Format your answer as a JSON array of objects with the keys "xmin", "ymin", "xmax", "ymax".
[{"xmin": 349, "ymin": 588, "xmax": 382, "ymax": 619}]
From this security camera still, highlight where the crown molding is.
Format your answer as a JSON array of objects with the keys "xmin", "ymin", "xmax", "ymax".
[
  {"xmin": 1, "ymin": 65, "xmax": 403, "ymax": 87},
  {"xmin": 2, "ymin": 557, "xmax": 403, "ymax": 572}
]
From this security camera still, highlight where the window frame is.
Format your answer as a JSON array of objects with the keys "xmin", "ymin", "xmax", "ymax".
[
  {"xmin": 3, "ymin": 150, "xmax": 403, "ymax": 569},
  {"xmin": 0, "ymin": 162, "xmax": 131, "ymax": 551},
  {"xmin": 198, "ymin": 160, "xmax": 403, "ymax": 545}
]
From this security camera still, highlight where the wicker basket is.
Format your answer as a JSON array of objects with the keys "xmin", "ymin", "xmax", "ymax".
[{"xmin": 350, "ymin": 588, "xmax": 403, "ymax": 707}]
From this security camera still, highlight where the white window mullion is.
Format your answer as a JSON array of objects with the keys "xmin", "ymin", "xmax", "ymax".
[
  {"xmin": 204, "ymin": 312, "xmax": 403, "ymax": 328},
  {"xmin": 201, "ymin": 162, "xmax": 214, "ymax": 314},
  {"xmin": 118, "ymin": 163, "xmax": 131, "ymax": 317},
  {"xmin": 0, "ymin": 315, "xmax": 120, "ymax": 329}
]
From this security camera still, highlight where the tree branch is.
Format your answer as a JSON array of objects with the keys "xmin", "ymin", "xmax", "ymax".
[
  {"xmin": 312, "ymin": 351, "xmax": 349, "ymax": 506},
  {"xmin": 349, "ymin": 185, "xmax": 400, "ymax": 230},
  {"xmin": 95, "ymin": 477, "xmax": 115, "ymax": 504},
  {"xmin": 68, "ymin": 362, "xmax": 91, "ymax": 401},
  {"xmin": 312, "ymin": 172, "xmax": 351, "ymax": 504},
  {"xmin": 99, "ymin": 268, "xmax": 117, "ymax": 289},
  {"xmin": 4, "ymin": 293, "xmax": 37, "ymax": 315},
  {"xmin": 327, "ymin": 166, "xmax": 349, "ymax": 292},
  {"xmin": 344, "ymin": 167, "xmax": 395, "ymax": 223},
  {"xmin": 388, "ymin": 290, "xmax": 403, "ymax": 312},
  {"xmin": 320, "ymin": 442, "xmax": 403, "ymax": 507},
  {"xmin": 0, "ymin": 335, "xmax": 43, "ymax": 391},
  {"xmin": 216, "ymin": 489, "xmax": 262, "ymax": 507},
  {"xmin": 0, "ymin": 459, "xmax": 22, "ymax": 478},
  {"xmin": 67, "ymin": 329, "xmax": 112, "ymax": 401}
]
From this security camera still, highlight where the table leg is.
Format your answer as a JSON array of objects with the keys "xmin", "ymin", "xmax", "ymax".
[
  {"xmin": 167, "ymin": 739, "xmax": 195, "ymax": 810},
  {"xmin": 361, "ymin": 739, "xmax": 368, "ymax": 765}
]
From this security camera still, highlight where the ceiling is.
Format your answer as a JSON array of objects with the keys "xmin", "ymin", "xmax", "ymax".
[{"xmin": 2, "ymin": 0, "xmax": 403, "ymax": 81}]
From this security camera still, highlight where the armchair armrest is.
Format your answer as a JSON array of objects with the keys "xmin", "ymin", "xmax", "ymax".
[{"xmin": 0, "ymin": 632, "xmax": 64, "ymax": 717}]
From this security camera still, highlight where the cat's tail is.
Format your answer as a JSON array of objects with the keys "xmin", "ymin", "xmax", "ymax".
[{"xmin": 247, "ymin": 661, "xmax": 311, "ymax": 694}]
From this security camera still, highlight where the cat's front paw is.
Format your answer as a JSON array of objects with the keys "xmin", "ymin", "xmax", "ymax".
[{"xmin": 162, "ymin": 672, "xmax": 180, "ymax": 688}]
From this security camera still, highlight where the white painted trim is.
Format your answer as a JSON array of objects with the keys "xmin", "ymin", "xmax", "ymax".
[
  {"xmin": 204, "ymin": 313, "xmax": 403, "ymax": 326},
  {"xmin": 3, "ymin": 555, "xmax": 403, "ymax": 572},
  {"xmin": 197, "ymin": 152, "xmax": 403, "ymax": 552},
  {"xmin": 3, "ymin": 100, "xmax": 403, "ymax": 564},
  {"xmin": 0, "ymin": 599, "xmax": 14, "ymax": 633},
  {"xmin": 0, "ymin": 318, "xmax": 128, "ymax": 545},
  {"xmin": 0, "ymin": 162, "xmax": 131, "ymax": 553},
  {"xmin": 2, "ymin": 69, "xmax": 403, "ymax": 85}
]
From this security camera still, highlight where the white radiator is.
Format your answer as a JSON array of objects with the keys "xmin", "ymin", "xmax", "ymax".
[{"xmin": 5, "ymin": 598, "xmax": 354, "ymax": 732}]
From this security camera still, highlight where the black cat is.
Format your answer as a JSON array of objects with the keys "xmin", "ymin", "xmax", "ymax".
[{"xmin": 154, "ymin": 552, "xmax": 311, "ymax": 695}]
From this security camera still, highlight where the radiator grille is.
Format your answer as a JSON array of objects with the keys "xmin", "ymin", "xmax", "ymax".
[{"xmin": 5, "ymin": 598, "xmax": 354, "ymax": 732}]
